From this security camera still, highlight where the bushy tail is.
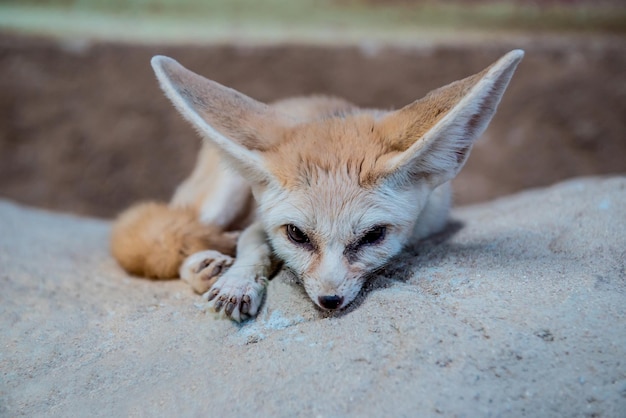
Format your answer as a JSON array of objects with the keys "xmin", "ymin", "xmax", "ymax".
[{"xmin": 110, "ymin": 202, "xmax": 237, "ymax": 279}]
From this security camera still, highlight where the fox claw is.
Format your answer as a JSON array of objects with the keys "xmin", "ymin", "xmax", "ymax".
[
  {"xmin": 241, "ymin": 295, "xmax": 251, "ymax": 314},
  {"xmin": 225, "ymin": 296, "xmax": 238, "ymax": 316},
  {"xmin": 207, "ymin": 288, "xmax": 219, "ymax": 302},
  {"xmin": 203, "ymin": 271, "xmax": 268, "ymax": 322}
]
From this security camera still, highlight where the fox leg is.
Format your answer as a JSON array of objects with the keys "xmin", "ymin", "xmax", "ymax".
[
  {"xmin": 179, "ymin": 249, "xmax": 235, "ymax": 294},
  {"xmin": 203, "ymin": 221, "xmax": 281, "ymax": 322},
  {"xmin": 172, "ymin": 144, "xmax": 254, "ymax": 231}
]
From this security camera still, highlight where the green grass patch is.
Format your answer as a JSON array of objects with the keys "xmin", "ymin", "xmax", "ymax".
[{"xmin": 0, "ymin": 0, "xmax": 624, "ymax": 43}]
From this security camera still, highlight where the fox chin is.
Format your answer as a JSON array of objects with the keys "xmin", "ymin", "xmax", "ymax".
[{"xmin": 111, "ymin": 50, "xmax": 524, "ymax": 322}]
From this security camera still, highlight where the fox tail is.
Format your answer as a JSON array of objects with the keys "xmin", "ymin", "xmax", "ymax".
[{"xmin": 110, "ymin": 202, "xmax": 237, "ymax": 279}]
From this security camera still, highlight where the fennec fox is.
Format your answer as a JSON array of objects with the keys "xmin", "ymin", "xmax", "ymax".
[{"xmin": 111, "ymin": 50, "xmax": 524, "ymax": 321}]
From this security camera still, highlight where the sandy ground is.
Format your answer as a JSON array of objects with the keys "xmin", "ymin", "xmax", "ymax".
[{"xmin": 1, "ymin": 176, "xmax": 625, "ymax": 417}]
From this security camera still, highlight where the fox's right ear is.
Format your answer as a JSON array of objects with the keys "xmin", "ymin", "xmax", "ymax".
[{"xmin": 151, "ymin": 56, "xmax": 293, "ymax": 184}]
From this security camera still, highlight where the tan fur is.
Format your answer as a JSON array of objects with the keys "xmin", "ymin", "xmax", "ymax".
[
  {"xmin": 262, "ymin": 67, "xmax": 493, "ymax": 189},
  {"xmin": 110, "ymin": 202, "xmax": 237, "ymax": 279},
  {"xmin": 271, "ymin": 95, "xmax": 356, "ymax": 121},
  {"xmin": 112, "ymin": 50, "xmax": 523, "ymax": 319}
]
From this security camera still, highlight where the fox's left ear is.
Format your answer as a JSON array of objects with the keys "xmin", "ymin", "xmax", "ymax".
[{"xmin": 379, "ymin": 50, "xmax": 524, "ymax": 187}]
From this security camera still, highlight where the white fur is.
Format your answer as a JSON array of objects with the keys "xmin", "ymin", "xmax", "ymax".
[
  {"xmin": 259, "ymin": 168, "xmax": 426, "ymax": 308},
  {"xmin": 198, "ymin": 166, "xmax": 250, "ymax": 226}
]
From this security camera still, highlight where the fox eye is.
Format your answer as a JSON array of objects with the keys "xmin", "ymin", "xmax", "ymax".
[
  {"xmin": 286, "ymin": 224, "xmax": 312, "ymax": 248},
  {"xmin": 357, "ymin": 226, "xmax": 386, "ymax": 247}
]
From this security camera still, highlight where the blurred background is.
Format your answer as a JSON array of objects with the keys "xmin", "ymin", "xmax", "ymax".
[{"xmin": 0, "ymin": 0, "xmax": 624, "ymax": 218}]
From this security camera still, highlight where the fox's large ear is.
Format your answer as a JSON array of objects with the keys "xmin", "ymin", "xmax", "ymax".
[
  {"xmin": 151, "ymin": 56, "xmax": 293, "ymax": 184},
  {"xmin": 379, "ymin": 50, "xmax": 524, "ymax": 187}
]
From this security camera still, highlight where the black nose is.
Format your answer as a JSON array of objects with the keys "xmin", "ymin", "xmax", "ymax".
[{"xmin": 318, "ymin": 295, "xmax": 344, "ymax": 310}]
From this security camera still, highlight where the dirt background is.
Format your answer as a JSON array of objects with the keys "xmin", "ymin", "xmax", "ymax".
[{"xmin": 0, "ymin": 32, "xmax": 625, "ymax": 218}]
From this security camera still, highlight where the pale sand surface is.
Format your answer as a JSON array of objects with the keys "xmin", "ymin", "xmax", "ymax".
[{"xmin": 1, "ymin": 176, "xmax": 625, "ymax": 417}]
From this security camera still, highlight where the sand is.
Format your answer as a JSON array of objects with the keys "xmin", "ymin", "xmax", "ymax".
[{"xmin": 1, "ymin": 176, "xmax": 625, "ymax": 417}]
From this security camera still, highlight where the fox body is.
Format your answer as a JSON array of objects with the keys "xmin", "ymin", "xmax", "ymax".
[{"xmin": 111, "ymin": 50, "xmax": 524, "ymax": 321}]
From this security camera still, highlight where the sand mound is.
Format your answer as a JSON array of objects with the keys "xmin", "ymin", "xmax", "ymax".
[{"xmin": 1, "ymin": 176, "xmax": 625, "ymax": 417}]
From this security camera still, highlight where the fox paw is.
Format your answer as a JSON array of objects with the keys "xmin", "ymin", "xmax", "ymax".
[
  {"xmin": 203, "ymin": 269, "xmax": 268, "ymax": 322},
  {"xmin": 180, "ymin": 250, "xmax": 234, "ymax": 294}
]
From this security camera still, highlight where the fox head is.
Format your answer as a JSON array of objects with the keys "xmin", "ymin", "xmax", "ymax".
[{"xmin": 151, "ymin": 50, "xmax": 523, "ymax": 311}]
